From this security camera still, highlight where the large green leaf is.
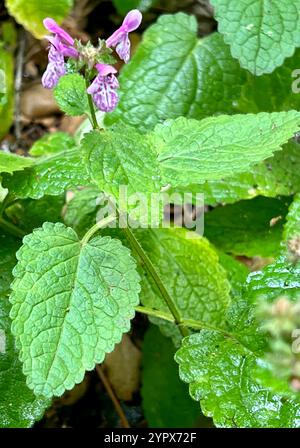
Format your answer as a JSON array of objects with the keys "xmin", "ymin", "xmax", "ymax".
[
  {"xmin": 2, "ymin": 149, "xmax": 90, "ymax": 199},
  {"xmin": 142, "ymin": 325, "xmax": 204, "ymax": 428},
  {"xmin": 153, "ymin": 113, "xmax": 300, "ymax": 185},
  {"xmin": 0, "ymin": 295, "xmax": 50, "ymax": 427},
  {"xmin": 0, "ymin": 151, "xmax": 33, "ymax": 174},
  {"xmin": 204, "ymin": 197, "xmax": 290, "ymax": 257},
  {"xmin": 181, "ymin": 140, "xmax": 300, "ymax": 205},
  {"xmin": 175, "ymin": 328, "xmax": 300, "ymax": 427},
  {"xmin": 5, "ymin": 0, "xmax": 73, "ymax": 39},
  {"xmin": 136, "ymin": 228, "xmax": 231, "ymax": 342},
  {"xmin": 211, "ymin": 0, "xmax": 300, "ymax": 75},
  {"xmin": 0, "ymin": 45, "xmax": 14, "ymax": 139},
  {"xmin": 106, "ymin": 14, "xmax": 246, "ymax": 131},
  {"xmin": 10, "ymin": 222, "xmax": 140, "ymax": 397}
]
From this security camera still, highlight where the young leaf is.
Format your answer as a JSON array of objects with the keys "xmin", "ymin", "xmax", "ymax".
[
  {"xmin": 5, "ymin": 0, "xmax": 73, "ymax": 39},
  {"xmin": 153, "ymin": 113, "xmax": 300, "ymax": 185},
  {"xmin": 283, "ymin": 193, "xmax": 300, "ymax": 241},
  {"xmin": 204, "ymin": 197, "xmax": 290, "ymax": 257},
  {"xmin": 175, "ymin": 328, "xmax": 300, "ymax": 428},
  {"xmin": 113, "ymin": 0, "xmax": 155, "ymax": 15},
  {"xmin": 106, "ymin": 14, "xmax": 246, "ymax": 131},
  {"xmin": 81, "ymin": 128, "xmax": 161, "ymax": 199},
  {"xmin": 0, "ymin": 45, "xmax": 14, "ymax": 139},
  {"xmin": 54, "ymin": 74, "xmax": 89, "ymax": 117},
  {"xmin": 29, "ymin": 132, "xmax": 76, "ymax": 157},
  {"xmin": 0, "ymin": 295, "xmax": 51, "ymax": 427},
  {"xmin": 142, "ymin": 326, "xmax": 204, "ymax": 428},
  {"xmin": 0, "ymin": 151, "xmax": 33, "ymax": 174},
  {"xmin": 136, "ymin": 228, "xmax": 231, "ymax": 343},
  {"xmin": 2, "ymin": 149, "xmax": 90, "ymax": 199},
  {"xmin": 10, "ymin": 222, "xmax": 140, "ymax": 397},
  {"xmin": 0, "ymin": 234, "xmax": 20, "ymax": 295},
  {"xmin": 211, "ymin": 0, "xmax": 300, "ymax": 75}
]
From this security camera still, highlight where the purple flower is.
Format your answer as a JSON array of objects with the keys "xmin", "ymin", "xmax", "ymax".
[
  {"xmin": 87, "ymin": 64, "xmax": 119, "ymax": 112},
  {"xmin": 42, "ymin": 18, "xmax": 78, "ymax": 89},
  {"xmin": 106, "ymin": 9, "xmax": 142, "ymax": 63}
]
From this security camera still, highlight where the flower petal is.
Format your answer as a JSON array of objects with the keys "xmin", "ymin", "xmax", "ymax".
[
  {"xmin": 43, "ymin": 18, "xmax": 74, "ymax": 45},
  {"xmin": 95, "ymin": 64, "xmax": 118, "ymax": 76},
  {"xmin": 122, "ymin": 9, "xmax": 142, "ymax": 32}
]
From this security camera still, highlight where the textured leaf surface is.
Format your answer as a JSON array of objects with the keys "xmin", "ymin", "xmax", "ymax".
[
  {"xmin": 0, "ymin": 234, "xmax": 20, "ymax": 295},
  {"xmin": 175, "ymin": 329, "xmax": 300, "ymax": 428},
  {"xmin": 54, "ymin": 74, "xmax": 89, "ymax": 117},
  {"xmin": 10, "ymin": 223, "xmax": 140, "ymax": 397},
  {"xmin": 283, "ymin": 193, "xmax": 300, "ymax": 241},
  {"xmin": 142, "ymin": 326, "xmax": 203, "ymax": 428},
  {"xmin": 82, "ymin": 129, "xmax": 161, "ymax": 198},
  {"xmin": 5, "ymin": 0, "xmax": 73, "ymax": 39},
  {"xmin": 0, "ymin": 296, "xmax": 50, "ymax": 427},
  {"xmin": 29, "ymin": 132, "xmax": 75, "ymax": 157},
  {"xmin": 2, "ymin": 149, "xmax": 90, "ymax": 199},
  {"xmin": 106, "ymin": 14, "xmax": 247, "ymax": 131},
  {"xmin": 153, "ymin": 113, "xmax": 300, "ymax": 185},
  {"xmin": 211, "ymin": 0, "xmax": 300, "ymax": 75},
  {"xmin": 204, "ymin": 197, "xmax": 290, "ymax": 257},
  {"xmin": 0, "ymin": 46, "xmax": 14, "ymax": 139},
  {"xmin": 136, "ymin": 228, "xmax": 231, "ymax": 341},
  {"xmin": 181, "ymin": 140, "xmax": 300, "ymax": 205},
  {"xmin": 0, "ymin": 151, "xmax": 33, "ymax": 174}
]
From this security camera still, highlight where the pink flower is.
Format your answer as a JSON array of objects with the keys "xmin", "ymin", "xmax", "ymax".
[
  {"xmin": 87, "ymin": 64, "xmax": 119, "ymax": 112},
  {"xmin": 106, "ymin": 9, "xmax": 142, "ymax": 63},
  {"xmin": 42, "ymin": 18, "xmax": 78, "ymax": 89}
]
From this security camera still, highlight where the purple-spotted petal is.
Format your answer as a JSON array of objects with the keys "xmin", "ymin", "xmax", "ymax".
[
  {"xmin": 122, "ymin": 10, "xmax": 142, "ymax": 32},
  {"xmin": 115, "ymin": 34, "xmax": 131, "ymax": 64},
  {"xmin": 42, "ymin": 63, "xmax": 61, "ymax": 89},
  {"xmin": 43, "ymin": 18, "xmax": 74, "ymax": 45},
  {"xmin": 88, "ymin": 73, "xmax": 119, "ymax": 112}
]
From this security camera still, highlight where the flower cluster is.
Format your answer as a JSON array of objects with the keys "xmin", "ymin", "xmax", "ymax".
[{"xmin": 42, "ymin": 10, "xmax": 142, "ymax": 112}]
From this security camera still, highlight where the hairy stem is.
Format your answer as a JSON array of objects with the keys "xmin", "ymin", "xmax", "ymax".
[
  {"xmin": 81, "ymin": 215, "xmax": 116, "ymax": 245},
  {"xmin": 85, "ymin": 78, "xmax": 99, "ymax": 130},
  {"xmin": 0, "ymin": 217, "xmax": 25, "ymax": 239}
]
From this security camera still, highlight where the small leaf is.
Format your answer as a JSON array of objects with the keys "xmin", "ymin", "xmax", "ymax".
[
  {"xmin": 5, "ymin": 0, "xmax": 73, "ymax": 39},
  {"xmin": 0, "ymin": 151, "xmax": 33, "ymax": 174},
  {"xmin": 211, "ymin": 0, "xmax": 300, "ymax": 75},
  {"xmin": 204, "ymin": 197, "xmax": 290, "ymax": 257},
  {"xmin": 54, "ymin": 74, "xmax": 89, "ymax": 117},
  {"xmin": 142, "ymin": 325, "xmax": 204, "ymax": 428},
  {"xmin": 10, "ymin": 222, "xmax": 140, "ymax": 397},
  {"xmin": 283, "ymin": 193, "xmax": 300, "ymax": 241},
  {"xmin": 153, "ymin": 113, "xmax": 300, "ymax": 185},
  {"xmin": 0, "ymin": 295, "xmax": 50, "ymax": 427},
  {"xmin": 0, "ymin": 45, "xmax": 14, "ymax": 139},
  {"xmin": 2, "ymin": 149, "xmax": 90, "ymax": 199},
  {"xmin": 0, "ymin": 234, "xmax": 20, "ymax": 295},
  {"xmin": 29, "ymin": 132, "xmax": 76, "ymax": 157},
  {"xmin": 113, "ymin": 0, "xmax": 155, "ymax": 15}
]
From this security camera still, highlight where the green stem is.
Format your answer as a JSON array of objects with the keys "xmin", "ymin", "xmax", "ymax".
[
  {"xmin": 135, "ymin": 305, "xmax": 175, "ymax": 323},
  {"xmin": 123, "ymin": 226, "xmax": 189, "ymax": 337},
  {"xmin": 81, "ymin": 215, "xmax": 116, "ymax": 245},
  {"xmin": 85, "ymin": 78, "xmax": 99, "ymax": 130},
  {"xmin": 85, "ymin": 94, "xmax": 189, "ymax": 338},
  {"xmin": 0, "ymin": 217, "xmax": 25, "ymax": 239}
]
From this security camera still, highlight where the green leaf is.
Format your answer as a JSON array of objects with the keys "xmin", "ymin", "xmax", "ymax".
[
  {"xmin": 0, "ymin": 45, "xmax": 14, "ymax": 139},
  {"xmin": 81, "ymin": 128, "xmax": 161, "ymax": 199},
  {"xmin": 29, "ymin": 132, "xmax": 76, "ymax": 157},
  {"xmin": 181, "ymin": 140, "xmax": 300, "ymax": 205},
  {"xmin": 153, "ymin": 113, "xmax": 300, "ymax": 185},
  {"xmin": 0, "ymin": 234, "xmax": 20, "ymax": 295},
  {"xmin": 54, "ymin": 74, "xmax": 89, "ymax": 117},
  {"xmin": 2, "ymin": 149, "xmax": 90, "ymax": 199},
  {"xmin": 136, "ymin": 228, "xmax": 231, "ymax": 342},
  {"xmin": 283, "ymin": 193, "xmax": 300, "ymax": 241},
  {"xmin": 106, "ymin": 14, "xmax": 247, "ymax": 131},
  {"xmin": 175, "ymin": 328, "xmax": 300, "ymax": 427},
  {"xmin": 0, "ymin": 152, "xmax": 33, "ymax": 174},
  {"xmin": 10, "ymin": 222, "xmax": 140, "ymax": 397},
  {"xmin": 204, "ymin": 197, "xmax": 290, "ymax": 257},
  {"xmin": 142, "ymin": 325, "xmax": 205, "ymax": 428},
  {"xmin": 211, "ymin": 0, "xmax": 300, "ymax": 75},
  {"xmin": 5, "ymin": 0, "xmax": 73, "ymax": 39},
  {"xmin": 0, "ymin": 295, "xmax": 50, "ymax": 427},
  {"xmin": 247, "ymin": 256, "xmax": 300, "ymax": 303},
  {"xmin": 217, "ymin": 251, "xmax": 249, "ymax": 301},
  {"xmin": 113, "ymin": 0, "xmax": 155, "ymax": 14}
]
